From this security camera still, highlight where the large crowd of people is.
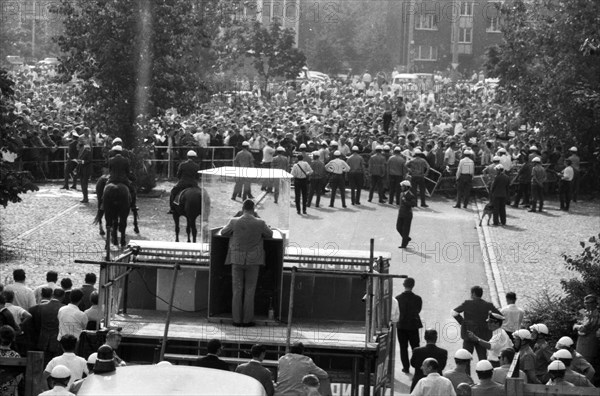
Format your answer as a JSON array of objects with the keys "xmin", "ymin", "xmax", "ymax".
[{"xmin": 4, "ymin": 65, "xmax": 585, "ymax": 219}]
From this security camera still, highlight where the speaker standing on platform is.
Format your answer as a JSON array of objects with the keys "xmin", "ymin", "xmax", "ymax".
[{"xmin": 221, "ymin": 199, "xmax": 273, "ymax": 327}]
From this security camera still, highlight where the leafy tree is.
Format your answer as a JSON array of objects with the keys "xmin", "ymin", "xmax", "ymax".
[
  {"xmin": 52, "ymin": 0, "xmax": 229, "ymax": 147},
  {"xmin": 525, "ymin": 234, "xmax": 600, "ymax": 344},
  {"xmin": 238, "ymin": 19, "xmax": 306, "ymax": 94},
  {"xmin": 0, "ymin": 69, "xmax": 38, "ymax": 208},
  {"xmin": 485, "ymin": 0, "xmax": 600, "ymax": 154}
]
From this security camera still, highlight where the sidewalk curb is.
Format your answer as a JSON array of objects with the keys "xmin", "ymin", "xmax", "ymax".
[{"xmin": 473, "ymin": 199, "xmax": 505, "ymax": 308}]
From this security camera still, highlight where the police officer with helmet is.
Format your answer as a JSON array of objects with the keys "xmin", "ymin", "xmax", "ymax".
[{"xmin": 168, "ymin": 150, "xmax": 201, "ymax": 214}]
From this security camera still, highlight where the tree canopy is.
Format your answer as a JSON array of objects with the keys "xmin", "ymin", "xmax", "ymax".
[
  {"xmin": 53, "ymin": 0, "xmax": 229, "ymax": 146},
  {"xmin": 485, "ymin": 0, "xmax": 600, "ymax": 152},
  {"xmin": 0, "ymin": 69, "xmax": 39, "ymax": 208},
  {"xmin": 235, "ymin": 19, "xmax": 306, "ymax": 92}
]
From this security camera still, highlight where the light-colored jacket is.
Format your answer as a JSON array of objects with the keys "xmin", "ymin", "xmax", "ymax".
[{"xmin": 221, "ymin": 214, "xmax": 273, "ymax": 266}]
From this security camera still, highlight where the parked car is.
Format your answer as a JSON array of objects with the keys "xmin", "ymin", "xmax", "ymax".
[
  {"xmin": 77, "ymin": 365, "xmax": 267, "ymax": 396},
  {"xmin": 390, "ymin": 73, "xmax": 420, "ymax": 93}
]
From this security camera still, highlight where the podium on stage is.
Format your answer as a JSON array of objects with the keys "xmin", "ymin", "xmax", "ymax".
[{"xmin": 208, "ymin": 227, "xmax": 285, "ymax": 324}]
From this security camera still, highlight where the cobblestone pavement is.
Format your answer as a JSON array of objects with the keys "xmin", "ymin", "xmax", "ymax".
[
  {"xmin": 478, "ymin": 196, "xmax": 600, "ymax": 308},
  {"xmin": 0, "ymin": 182, "xmax": 176, "ymax": 288}
]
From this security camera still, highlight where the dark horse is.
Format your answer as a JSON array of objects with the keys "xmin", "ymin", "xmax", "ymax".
[
  {"xmin": 93, "ymin": 179, "xmax": 138, "ymax": 247},
  {"xmin": 172, "ymin": 187, "xmax": 211, "ymax": 243}
]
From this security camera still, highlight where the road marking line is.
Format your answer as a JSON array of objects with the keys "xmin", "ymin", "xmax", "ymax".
[{"xmin": 7, "ymin": 203, "xmax": 82, "ymax": 245}]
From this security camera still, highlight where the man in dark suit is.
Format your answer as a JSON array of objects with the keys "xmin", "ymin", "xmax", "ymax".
[
  {"xmin": 30, "ymin": 288, "xmax": 65, "ymax": 364},
  {"xmin": 410, "ymin": 328, "xmax": 448, "ymax": 392},
  {"xmin": 235, "ymin": 344, "xmax": 274, "ymax": 396},
  {"xmin": 197, "ymin": 339, "xmax": 230, "ymax": 371},
  {"xmin": 221, "ymin": 199, "xmax": 273, "ymax": 327},
  {"xmin": 490, "ymin": 164, "xmax": 510, "ymax": 226},
  {"xmin": 396, "ymin": 277, "xmax": 423, "ymax": 373},
  {"xmin": 77, "ymin": 141, "xmax": 92, "ymax": 203},
  {"xmin": 452, "ymin": 285, "xmax": 501, "ymax": 362},
  {"xmin": 168, "ymin": 150, "xmax": 201, "ymax": 214}
]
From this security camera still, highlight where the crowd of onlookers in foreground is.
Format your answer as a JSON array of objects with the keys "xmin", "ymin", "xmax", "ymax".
[
  {"xmin": 394, "ymin": 280, "xmax": 599, "ymax": 396},
  {"xmin": 1, "ymin": 268, "xmax": 598, "ymax": 395}
]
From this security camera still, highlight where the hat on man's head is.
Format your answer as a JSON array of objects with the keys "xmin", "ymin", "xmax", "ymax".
[
  {"xmin": 94, "ymin": 345, "xmax": 116, "ymax": 374},
  {"xmin": 400, "ymin": 180, "xmax": 411, "ymax": 188},
  {"xmin": 532, "ymin": 157, "xmax": 541, "ymax": 163},
  {"xmin": 492, "ymin": 156, "xmax": 501, "ymax": 162},
  {"xmin": 242, "ymin": 141, "xmax": 250, "ymax": 147},
  {"xmin": 87, "ymin": 352, "xmax": 98, "ymax": 365},
  {"xmin": 475, "ymin": 360, "xmax": 493, "ymax": 371},
  {"xmin": 333, "ymin": 150, "xmax": 341, "ymax": 156},
  {"xmin": 495, "ymin": 164, "xmax": 504, "ymax": 171},
  {"xmin": 187, "ymin": 150, "xmax": 197, "ymax": 157},
  {"xmin": 529, "ymin": 145, "xmax": 538, "ymax": 152},
  {"xmin": 352, "ymin": 146, "xmax": 359, "ymax": 152},
  {"xmin": 312, "ymin": 151, "xmax": 320, "ymax": 157},
  {"xmin": 552, "ymin": 349, "xmax": 572, "ymax": 360},
  {"xmin": 51, "ymin": 365, "xmax": 71, "ymax": 379},
  {"xmin": 529, "ymin": 323, "xmax": 549, "ymax": 335},
  {"xmin": 393, "ymin": 146, "xmax": 401, "ymax": 152},
  {"xmin": 299, "ymin": 143, "xmax": 307, "ymax": 149},
  {"xmin": 569, "ymin": 146, "xmax": 577, "ymax": 152},
  {"xmin": 513, "ymin": 329, "xmax": 532, "ymax": 340},
  {"xmin": 112, "ymin": 137, "xmax": 123, "ymax": 145},
  {"xmin": 276, "ymin": 146, "xmax": 285, "ymax": 152},
  {"xmin": 548, "ymin": 360, "xmax": 566, "ymax": 371},
  {"xmin": 487, "ymin": 311, "xmax": 505, "ymax": 323},
  {"xmin": 556, "ymin": 336, "xmax": 574, "ymax": 348},
  {"xmin": 454, "ymin": 349, "xmax": 472, "ymax": 360},
  {"xmin": 112, "ymin": 145, "xmax": 122, "ymax": 152}
]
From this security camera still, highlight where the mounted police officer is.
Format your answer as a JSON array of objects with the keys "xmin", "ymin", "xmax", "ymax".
[
  {"xmin": 168, "ymin": 150, "xmax": 201, "ymax": 214},
  {"xmin": 96, "ymin": 137, "xmax": 138, "ymax": 215}
]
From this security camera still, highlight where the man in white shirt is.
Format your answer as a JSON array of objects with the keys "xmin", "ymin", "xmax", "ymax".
[
  {"xmin": 500, "ymin": 292, "xmax": 524, "ymax": 339},
  {"xmin": 44, "ymin": 334, "xmax": 88, "ymax": 389},
  {"xmin": 560, "ymin": 158, "xmax": 574, "ymax": 211},
  {"xmin": 444, "ymin": 142, "xmax": 457, "ymax": 168},
  {"xmin": 193, "ymin": 127, "xmax": 211, "ymax": 148},
  {"xmin": 467, "ymin": 312, "xmax": 513, "ymax": 367},
  {"xmin": 411, "ymin": 358, "xmax": 456, "ymax": 396},
  {"xmin": 4, "ymin": 269, "xmax": 35, "ymax": 310},
  {"xmin": 453, "ymin": 149, "xmax": 475, "ymax": 209},
  {"xmin": 34, "ymin": 271, "xmax": 59, "ymax": 304},
  {"xmin": 3, "ymin": 290, "xmax": 32, "ymax": 327},
  {"xmin": 57, "ymin": 289, "xmax": 88, "ymax": 340}
]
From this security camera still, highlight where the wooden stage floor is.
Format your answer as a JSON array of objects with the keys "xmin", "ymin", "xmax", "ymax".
[{"xmin": 112, "ymin": 309, "xmax": 377, "ymax": 351}]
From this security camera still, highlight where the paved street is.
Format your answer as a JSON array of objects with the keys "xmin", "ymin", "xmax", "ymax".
[{"xmin": 287, "ymin": 192, "xmax": 490, "ymax": 395}]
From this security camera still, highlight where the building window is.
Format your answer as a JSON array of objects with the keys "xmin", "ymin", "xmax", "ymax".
[
  {"xmin": 460, "ymin": 2, "xmax": 473, "ymax": 16},
  {"xmin": 415, "ymin": 45, "xmax": 438, "ymax": 61},
  {"xmin": 459, "ymin": 27, "xmax": 472, "ymax": 43},
  {"xmin": 487, "ymin": 17, "xmax": 501, "ymax": 32},
  {"xmin": 415, "ymin": 14, "xmax": 438, "ymax": 30}
]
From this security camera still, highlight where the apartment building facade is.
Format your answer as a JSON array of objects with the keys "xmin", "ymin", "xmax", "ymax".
[{"xmin": 399, "ymin": 0, "xmax": 505, "ymax": 74}]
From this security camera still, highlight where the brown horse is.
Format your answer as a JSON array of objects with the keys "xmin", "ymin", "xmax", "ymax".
[{"xmin": 94, "ymin": 182, "xmax": 134, "ymax": 247}]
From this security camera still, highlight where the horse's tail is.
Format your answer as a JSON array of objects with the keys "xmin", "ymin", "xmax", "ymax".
[{"xmin": 93, "ymin": 209, "xmax": 103, "ymax": 225}]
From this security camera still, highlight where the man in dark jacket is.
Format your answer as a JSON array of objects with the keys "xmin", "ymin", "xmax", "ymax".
[
  {"xmin": 235, "ymin": 344, "xmax": 274, "ymax": 396},
  {"xmin": 197, "ymin": 339, "xmax": 230, "ymax": 371},
  {"xmin": 168, "ymin": 150, "xmax": 201, "ymax": 213},
  {"xmin": 452, "ymin": 285, "xmax": 501, "ymax": 362},
  {"xmin": 490, "ymin": 164, "xmax": 510, "ymax": 226},
  {"xmin": 77, "ymin": 142, "xmax": 92, "ymax": 203},
  {"xmin": 410, "ymin": 329, "xmax": 448, "ymax": 392},
  {"xmin": 61, "ymin": 132, "xmax": 79, "ymax": 190},
  {"xmin": 396, "ymin": 180, "xmax": 417, "ymax": 248},
  {"xmin": 107, "ymin": 145, "xmax": 137, "ymax": 211},
  {"xmin": 396, "ymin": 277, "xmax": 423, "ymax": 374}
]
